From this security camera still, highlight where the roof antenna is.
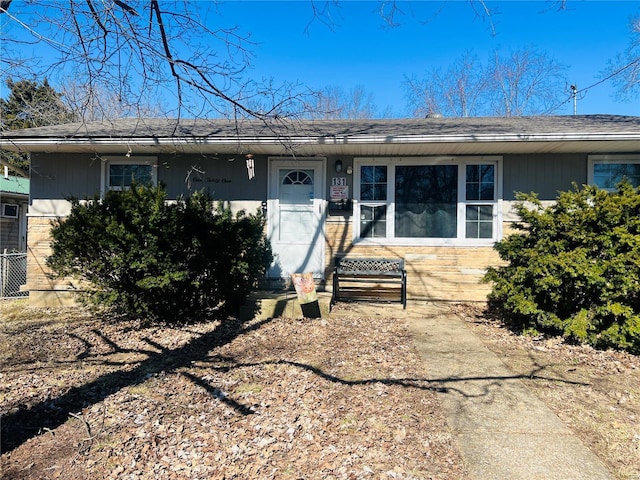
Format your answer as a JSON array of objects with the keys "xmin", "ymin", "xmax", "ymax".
[{"xmin": 570, "ymin": 85, "xmax": 578, "ymax": 115}]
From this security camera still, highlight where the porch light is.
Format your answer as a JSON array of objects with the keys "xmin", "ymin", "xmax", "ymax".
[{"xmin": 335, "ymin": 159, "xmax": 343, "ymax": 173}]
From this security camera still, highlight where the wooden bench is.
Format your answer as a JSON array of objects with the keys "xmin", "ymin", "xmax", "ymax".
[{"xmin": 331, "ymin": 257, "xmax": 407, "ymax": 310}]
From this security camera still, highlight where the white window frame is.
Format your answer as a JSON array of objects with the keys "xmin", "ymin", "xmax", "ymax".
[
  {"xmin": 100, "ymin": 156, "xmax": 158, "ymax": 197},
  {"xmin": 1, "ymin": 203, "xmax": 19, "ymax": 218},
  {"xmin": 353, "ymin": 156, "xmax": 503, "ymax": 246},
  {"xmin": 588, "ymin": 154, "xmax": 640, "ymax": 191}
]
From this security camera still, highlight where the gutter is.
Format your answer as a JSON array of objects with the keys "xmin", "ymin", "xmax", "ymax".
[{"xmin": 2, "ymin": 131, "xmax": 640, "ymax": 153}]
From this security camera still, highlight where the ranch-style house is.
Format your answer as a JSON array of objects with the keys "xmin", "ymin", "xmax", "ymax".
[{"xmin": 1, "ymin": 115, "xmax": 639, "ymax": 306}]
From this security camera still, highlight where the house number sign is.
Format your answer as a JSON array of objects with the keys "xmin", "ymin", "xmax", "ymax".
[
  {"xmin": 332, "ymin": 177, "xmax": 347, "ymax": 186},
  {"xmin": 330, "ymin": 177, "xmax": 349, "ymax": 203}
]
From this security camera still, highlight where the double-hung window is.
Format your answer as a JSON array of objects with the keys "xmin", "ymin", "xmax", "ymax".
[
  {"xmin": 360, "ymin": 165, "xmax": 388, "ymax": 238},
  {"xmin": 355, "ymin": 157, "xmax": 501, "ymax": 245},
  {"xmin": 101, "ymin": 156, "xmax": 158, "ymax": 196},
  {"xmin": 588, "ymin": 154, "xmax": 640, "ymax": 190},
  {"xmin": 465, "ymin": 164, "xmax": 496, "ymax": 239}
]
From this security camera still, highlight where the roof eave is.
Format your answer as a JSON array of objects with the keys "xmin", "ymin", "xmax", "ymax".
[{"xmin": 2, "ymin": 132, "xmax": 639, "ymax": 156}]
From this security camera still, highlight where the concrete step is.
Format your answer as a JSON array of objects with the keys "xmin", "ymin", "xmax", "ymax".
[{"xmin": 239, "ymin": 291, "xmax": 332, "ymax": 321}]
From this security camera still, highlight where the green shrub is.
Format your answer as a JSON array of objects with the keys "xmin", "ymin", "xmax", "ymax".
[
  {"xmin": 484, "ymin": 182, "xmax": 640, "ymax": 354},
  {"xmin": 46, "ymin": 184, "xmax": 272, "ymax": 323}
]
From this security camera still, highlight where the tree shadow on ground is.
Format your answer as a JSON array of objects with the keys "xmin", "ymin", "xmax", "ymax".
[
  {"xmin": 1, "ymin": 313, "xmax": 589, "ymax": 454},
  {"xmin": 0, "ymin": 315, "xmax": 271, "ymax": 453},
  {"xmin": 193, "ymin": 356, "xmax": 590, "ymax": 400}
]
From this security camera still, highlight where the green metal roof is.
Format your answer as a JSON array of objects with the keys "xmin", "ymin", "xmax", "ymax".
[{"xmin": 0, "ymin": 175, "xmax": 29, "ymax": 195}]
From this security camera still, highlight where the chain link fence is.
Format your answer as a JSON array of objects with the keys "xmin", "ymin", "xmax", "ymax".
[{"xmin": 1, "ymin": 252, "xmax": 28, "ymax": 298}]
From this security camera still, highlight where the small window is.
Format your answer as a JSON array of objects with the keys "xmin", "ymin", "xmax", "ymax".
[
  {"xmin": 360, "ymin": 204, "xmax": 387, "ymax": 238},
  {"xmin": 102, "ymin": 157, "xmax": 157, "ymax": 194},
  {"xmin": 466, "ymin": 205, "xmax": 494, "ymax": 239},
  {"xmin": 109, "ymin": 164, "xmax": 153, "ymax": 189},
  {"xmin": 466, "ymin": 164, "xmax": 495, "ymax": 200},
  {"xmin": 282, "ymin": 170, "xmax": 312, "ymax": 185},
  {"xmin": 589, "ymin": 155, "xmax": 640, "ymax": 190},
  {"xmin": 1, "ymin": 204, "xmax": 18, "ymax": 218},
  {"xmin": 360, "ymin": 165, "xmax": 387, "ymax": 201}
]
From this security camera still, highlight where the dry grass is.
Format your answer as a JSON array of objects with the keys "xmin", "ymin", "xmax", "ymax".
[
  {"xmin": 0, "ymin": 300, "xmax": 467, "ymax": 480},
  {"xmin": 2, "ymin": 299, "xmax": 639, "ymax": 479}
]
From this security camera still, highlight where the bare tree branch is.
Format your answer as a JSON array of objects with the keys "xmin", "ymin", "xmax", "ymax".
[
  {"xmin": 468, "ymin": 0, "xmax": 497, "ymax": 37},
  {"xmin": 113, "ymin": 0, "xmax": 137, "ymax": 16},
  {"xmin": 606, "ymin": 15, "xmax": 640, "ymax": 101},
  {"xmin": 404, "ymin": 48, "xmax": 567, "ymax": 117},
  {"xmin": 1, "ymin": 1, "xmax": 316, "ymax": 121},
  {"xmin": 305, "ymin": 85, "xmax": 378, "ymax": 119},
  {"xmin": 488, "ymin": 48, "xmax": 567, "ymax": 116}
]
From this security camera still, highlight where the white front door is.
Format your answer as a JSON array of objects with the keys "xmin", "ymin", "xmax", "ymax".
[{"xmin": 268, "ymin": 159, "xmax": 325, "ymax": 281}]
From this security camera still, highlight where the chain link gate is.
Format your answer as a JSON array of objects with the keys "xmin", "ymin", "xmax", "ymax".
[{"xmin": 0, "ymin": 252, "xmax": 28, "ymax": 298}]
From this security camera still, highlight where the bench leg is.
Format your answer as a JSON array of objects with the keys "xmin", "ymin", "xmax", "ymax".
[{"xmin": 330, "ymin": 271, "xmax": 338, "ymax": 311}]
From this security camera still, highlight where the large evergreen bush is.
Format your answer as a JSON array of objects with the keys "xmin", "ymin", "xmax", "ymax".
[
  {"xmin": 46, "ymin": 184, "xmax": 272, "ymax": 322},
  {"xmin": 484, "ymin": 182, "xmax": 640, "ymax": 353}
]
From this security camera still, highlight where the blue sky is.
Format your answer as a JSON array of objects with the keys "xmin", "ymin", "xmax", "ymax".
[
  {"xmin": 213, "ymin": 0, "xmax": 640, "ymax": 117},
  {"xmin": 2, "ymin": 1, "xmax": 638, "ymax": 117}
]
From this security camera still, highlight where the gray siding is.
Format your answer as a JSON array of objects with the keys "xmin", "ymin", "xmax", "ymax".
[
  {"xmin": 31, "ymin": 152, "xmax": 592, "ymax": 206},
  {"xmin": 0, "ymin": 218, "xmax": 19, "ymax": 251},
  {"xmin": 30, "ymin": 153, "xmax": 102, "ymax": 200},
  {"xmin": 30, "ymin": 153, "xmax": 269, "ymax": 202},
  {"xmin": 159, "ymin": 154, "xmax": 267, "ymax": 201},
  {"xmin": 503, "ymin": 154, "xmax": 587, "ymax": 201}
]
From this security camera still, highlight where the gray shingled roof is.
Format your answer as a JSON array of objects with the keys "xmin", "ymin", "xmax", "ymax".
[
  {"xmin": 3, "ymin": 115, "xmax": 640, "ymax": 138},
  {"xmin": 2, "ymin": 115, "xmax": 639, "ymax": 156}
]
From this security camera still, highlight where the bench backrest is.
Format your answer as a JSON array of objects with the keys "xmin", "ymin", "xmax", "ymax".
[{"xmin": 335, "ymin": 257, "xmax": 405, "ymax": 275}]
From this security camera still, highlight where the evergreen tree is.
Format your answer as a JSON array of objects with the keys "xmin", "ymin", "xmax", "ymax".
[
  {"xmin": 485, "ymin": 183, "xmax": 640, "ymax": 353},
  {"xmin": 0, "ymin": 78, "xmax": 75, "ymax": 174}
]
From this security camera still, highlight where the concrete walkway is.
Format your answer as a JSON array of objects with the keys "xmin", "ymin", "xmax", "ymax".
[
  {"xmin": 247, "ymin": 293, "xmax": 615, "ymax": 479},
  {"xmin": 404, "ymin": 302, "xmax": 614, "ymax": 480}
]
